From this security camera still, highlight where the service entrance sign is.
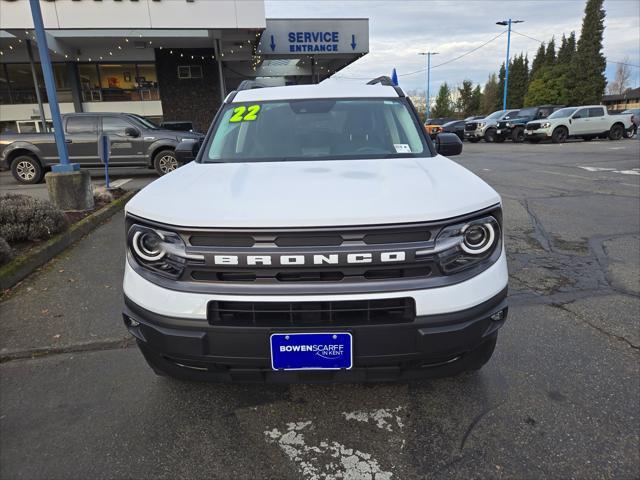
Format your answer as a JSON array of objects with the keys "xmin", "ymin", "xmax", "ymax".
[{"xmin": 259, "ymin": 18, "xmax": 369, "ymax": 56}]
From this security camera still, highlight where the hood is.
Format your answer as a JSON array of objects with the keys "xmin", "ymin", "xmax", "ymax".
[{"xmin": 125, "ymin": 156, "xmax": 501, "ymax": 228}]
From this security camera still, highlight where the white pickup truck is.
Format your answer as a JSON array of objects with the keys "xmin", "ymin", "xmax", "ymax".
[{"xmin": 525, "ymin": 105, "xmax": 633, "ymax": 143}]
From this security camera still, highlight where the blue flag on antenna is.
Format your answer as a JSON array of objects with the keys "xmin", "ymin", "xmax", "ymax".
[{"xmin": 391, "ymin": 68, "xmax": 398, "ymax": 86}]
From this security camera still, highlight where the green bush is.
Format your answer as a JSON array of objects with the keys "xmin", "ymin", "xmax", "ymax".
[
  {"xmin": 0, "ymin": 237, "xmax": 13, "ymax": 266},
  {"xmin": 0, "ymin": 194, "xmax": 68, "ymax": 244}
]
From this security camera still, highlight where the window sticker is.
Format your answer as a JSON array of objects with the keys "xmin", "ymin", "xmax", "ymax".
[
  {"xmin": 394, "ymin": 144, "xmax": 411, "ymax": 153},
  {"xmin": 229, "ymin": 105, "xmax": 261, "ymax": 122}
]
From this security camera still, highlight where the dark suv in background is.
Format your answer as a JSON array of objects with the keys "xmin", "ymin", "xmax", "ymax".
[{"xmin": 495, "ymin": 105, "xmax": 563, "ymax": 143}]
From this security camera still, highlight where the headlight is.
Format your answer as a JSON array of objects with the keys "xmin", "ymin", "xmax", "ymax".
[
  {"xmin": 432, "ymin": 215, "xmax": 501, "ymax": 274},
  {"xmin": 128, "ymin": 224, "xmax": 202, "ymax": 279},
  {"xmin": 541, "ymin": 122, "xmax": 551, "ymax": 128},
  {"xmin": 505, "ymin": 122, "xmax": 512, "ymax": 127},
  {"xmin": 477, "ymin": 122, "xmax": 485, "ymax": 128}
]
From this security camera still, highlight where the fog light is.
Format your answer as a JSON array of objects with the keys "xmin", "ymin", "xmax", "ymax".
[
  {"xmin": 490, "ymin": 309, "xmax": 505, "ymax": 321},
  {"xmin": 125, "ymin": 316, "xmax": 140, "ymax": 327}
]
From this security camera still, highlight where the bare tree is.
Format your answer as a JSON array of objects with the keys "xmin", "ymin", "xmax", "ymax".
[{"xmin": 607, "ymin": 57, "xmax": 632, "ymax": 95}]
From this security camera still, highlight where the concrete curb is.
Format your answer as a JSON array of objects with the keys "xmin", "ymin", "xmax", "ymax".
[{"xmin": 0, "ymin": 190, "xmax": 135, "ymax": 291}]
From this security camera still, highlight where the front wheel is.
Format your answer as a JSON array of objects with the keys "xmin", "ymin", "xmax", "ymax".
[
  {"xmin": 484, "ymin": 129, "xmax": 497, "ymax": 143},
  {"xmin": 153, "ymin": 149, "xmax": 178, "ymax": 176},
  {"xmin": 551, "ymin": 127, "xmax": 568, "ymax": 144},
  {"xmin": 10, "ymin": 155, "xmax": 44, "ymax": 184},
  {"xmin": 608, "ymin": 124, "xmax": 624, "ymax": 141},
  {"xmin": 512, "ymin": 127, "xmax": 525, "ymax": 143}
]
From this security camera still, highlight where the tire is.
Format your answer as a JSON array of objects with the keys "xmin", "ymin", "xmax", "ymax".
[
  {"xmin": 153, "ymin": 149, "xmax": 178, "ymax": 176},
  {"xmin": 466, "ymin": 335, "xmax": 498, "ymax": 372},
  {"xmin": 608, "ymin": 124, "xmax": 624, "ymax": 141},
  {"xmin": 468, "ymin": 138, "xmax": 480, "ymax": 143},
  {"xmin": 494, "ymin": 135, "xmax": 506, "ymax": 143},
  {"xmin": 10, "ymin": 155, "xmax": 44, "ymax": 184},
  {"xmin": 484, "ymin": 128, "xmax": 497, "ymax": 143},
  {"xmin": 551, "ymin": 127, "xmax": 568, "ymax": 144},
  {"xmin": 512, "ymin": 127, "xmax": 525, "ymax": 143}
]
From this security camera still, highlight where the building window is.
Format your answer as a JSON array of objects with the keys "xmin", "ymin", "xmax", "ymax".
[
  {"xmin": 80, "ymin": 63, "xmax": 159, "ymax": 102},
  {"xmin": 177, "ymin": 65, "xmax": 203, "ymax": 79},
  {"xmin": 3, "ymin": 64, "xmax": 37, "ymax": 104}
]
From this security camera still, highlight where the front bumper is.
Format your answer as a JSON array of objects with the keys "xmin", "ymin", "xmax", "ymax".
[
  {"xmin": 524, "ymin": 130, "xmax": 550, "ymax": 140},
  {"xmin": 464, "ymin": 128, "xmax": 485, "ymax": 140},
  {"xmin": 123, "ymin": 250, "xmax": 509, "ymax": 382}
]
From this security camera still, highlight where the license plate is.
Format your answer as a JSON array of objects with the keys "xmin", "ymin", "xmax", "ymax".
[
  {"xmin": 526, "ymin": 130, "xmax": 532, "ymax": 134},
  {"xmin": 270, "ymin": 332, "xmax": 353, "ymax": 370},
  {"xmin": 496, "ymin": 129, "xmax": 502, "ymax": 134}
]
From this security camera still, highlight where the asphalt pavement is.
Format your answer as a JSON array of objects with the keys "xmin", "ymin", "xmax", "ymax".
[{"xmin": 1, "ymin": 138, "xmax": 639, "ymax": 480}]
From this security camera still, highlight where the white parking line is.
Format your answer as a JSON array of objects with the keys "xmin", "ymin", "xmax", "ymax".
[{"xmin": 578, "ymin": 166, "xmax": 640, "ymax": 176}]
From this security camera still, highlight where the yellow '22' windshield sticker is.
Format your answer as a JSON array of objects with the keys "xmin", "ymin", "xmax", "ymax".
[{"xmin": 229, "ymin": 105, "xmax": 261, "ymax": 122}]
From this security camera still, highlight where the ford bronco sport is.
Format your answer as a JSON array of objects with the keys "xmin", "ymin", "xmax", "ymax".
[{"xmin": 122, "ymin": 78, "xmax": 509, "ymax": 382}]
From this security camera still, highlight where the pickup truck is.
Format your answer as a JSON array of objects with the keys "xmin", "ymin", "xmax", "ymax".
[
  {"xmin": 0, "ymin": 113, "xmax": 204, "ymax": 184},
  {"xmin": 495, "ymin": 105, "xmax": 563, "ymax": 143},
  {"xmin": 525, "ymin": 105, "xmax": 634, "ymax": 143}
]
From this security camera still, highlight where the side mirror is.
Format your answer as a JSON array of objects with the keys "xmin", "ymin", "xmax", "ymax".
[
  {"xmin": 175, "ymin": 138, "xmax": 201, "ymax": 164},
  {"xmin": 125, "ymin": 127, "xmax": 140, "ymax": 138},
  {"xmin": 435, "ymin": 132, "xmax": 462, "ymax": 157}
]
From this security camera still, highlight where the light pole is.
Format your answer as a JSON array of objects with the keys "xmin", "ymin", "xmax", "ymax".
[
  {"xmin": 418, "ymin": 52, "xmax": 438, "ymax": 120},
  {"xmin": 496, "ymin": 19, "xmax": 523, "ymax": 111}
]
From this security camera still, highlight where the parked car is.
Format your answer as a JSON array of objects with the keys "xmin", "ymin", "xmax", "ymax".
[
  {"xmin": 464, "ymin": 110, "xmax": 520, "ymax": 143},
  {"xmin": 495, "ymin": 105, "xmax": 563, "ymax": 143},
  {"xmin": 441, "ymin": 120, "xmax": 467, "ymax": 141},
  {"xmin": 0, "ymin": 113, "xmax": 204, "ymax": 184},
  {"xmin": 123, "ymin": 80, "xmax": 508, "ymax": 382},
  {"xmin": 424, "ymin": 117, "xmax": 456, "ymax": 139},
  {"xmin": 525, "ymin": 106, "xmax": 633, "ymax": 143}
]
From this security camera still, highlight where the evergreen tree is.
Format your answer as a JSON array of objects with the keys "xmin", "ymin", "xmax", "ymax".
[
  {"xmin": 557, "ymin": 33, "xmax": 572, "ymax": 64},
  {"xmin": 456, "ymin": 80, "xmax": 474, "ymax": 117},
  {"xmin": 545, "ymin": 37, "xmax": 556, "ymax": 66},
  {"xmin": 530, "ymin": 43, "xmax": 546, "ymax": 79},
  {"xmin": 431, "ymin": 82, "xmax": 454, "ymax": 118},
  {"xmin": 469, "ymin": 85, "xmax": 483, "ymax": 115},
  {"xmin": 482, "ymin": 73, "xmax": 501, "ymax": 114},
  {"xmin": 570, "ymin": 0, "xmax": 607, "ymax": 104}
]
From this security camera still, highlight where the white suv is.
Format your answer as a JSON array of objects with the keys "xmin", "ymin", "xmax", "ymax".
[{"xmin": 122, "ymin": 79, "xmax": 509, "ymax": 382}]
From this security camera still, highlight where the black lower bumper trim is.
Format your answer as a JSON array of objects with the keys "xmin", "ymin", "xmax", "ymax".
[{"xmin": 123, "ymin": 287, "xmax": 508, "ymax": 382}]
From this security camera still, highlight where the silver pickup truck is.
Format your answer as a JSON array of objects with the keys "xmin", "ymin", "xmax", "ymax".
[{"xmin": 0, "ymin": 113, "xmax": 203, "ymax": 184}]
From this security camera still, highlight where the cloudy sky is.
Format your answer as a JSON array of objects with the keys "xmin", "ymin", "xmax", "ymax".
[{"xmin": 265, "ymin": 0, "xmax": 640, "ymax": 93}]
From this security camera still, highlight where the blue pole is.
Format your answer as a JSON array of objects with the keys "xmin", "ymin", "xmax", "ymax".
[
  {"xmin": 426, "ymin": 53, "xmax": 431, "ymax": 120},
  {"xmin": 502, "ymin": 19, "xmax": 512, "ymax": 111},
  {"xmin": 29, "ymin": 0, "xmax": 77, "ymax": 172}
]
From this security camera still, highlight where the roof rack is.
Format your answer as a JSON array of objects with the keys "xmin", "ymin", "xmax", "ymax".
[
  {"xmin": 366, "ymin": 76, "xmax": 394, "ymax": 86},
  {"xmin": 366, "ymin": 76, "xmax": 405, "ymax": 97}
]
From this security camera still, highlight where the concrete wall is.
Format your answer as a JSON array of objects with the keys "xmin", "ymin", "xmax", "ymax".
[
  {"xmin": 154, "ymin": 48, "xmax": 220, "ymax": 132},
  {"xmin": 0, "ymin": 101, "xmax": 162, "ymax": 122}
]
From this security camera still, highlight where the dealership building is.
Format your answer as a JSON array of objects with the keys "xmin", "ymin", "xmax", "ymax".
[{"xmin": 0, "ymin": 0, "xmax": 369, "ymax": 132}]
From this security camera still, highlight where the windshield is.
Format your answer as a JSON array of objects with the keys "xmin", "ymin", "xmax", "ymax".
[
  {"xmin": 548, "ymin": 108, "xmax": 577, "ymax": 119},
  {"xmin": 205, "ymin": 98, "xmax": 429, "ymax": 163},
  {"xmin": 126, "ymin": 114, "xmax": 159, "ymax": 130},
  {"xmin": 518, "ymin": 107, "xmax": 537, "ymax": 117}
]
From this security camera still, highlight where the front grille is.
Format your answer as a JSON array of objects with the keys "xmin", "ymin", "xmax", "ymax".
[
  {"xmin": 208, "ymin": 298, "xmax": 415, "ymax": 326},
  {"xmin": 465, "ymin": 123, "xmax": 477, "ymax": 131},
  {"xmin": 526, "ymin": 123, "xmax": 541, "ymax": 130},
  {"xmin": 497, "ymin": 121, "xmax": 508, "ymax": 129}
]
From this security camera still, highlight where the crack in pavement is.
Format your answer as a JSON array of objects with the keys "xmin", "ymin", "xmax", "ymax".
[{"xmin": 0, "ymin": 337, "xmax": 135, "ymax": 362}]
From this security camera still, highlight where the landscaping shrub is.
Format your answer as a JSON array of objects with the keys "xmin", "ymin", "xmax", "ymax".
[
  {"xmin": 0, "ymin": 237, "xmax": 13, "ymax": 266},
  {"xmin": 93, "ymin": 187, "xmax": 114, "ymax": 204},
  {"xmin": 0, "ymin": 194, "xmax": 68, "ymax": 244}
]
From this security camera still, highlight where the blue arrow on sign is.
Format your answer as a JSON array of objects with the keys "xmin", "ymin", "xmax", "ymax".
[
  {"xmin": 270, "ymin": 35, "xmax": 276, "ymax": 51},
  {"xmin": 351, "ymin": 34, "xmax": 357, "ymax": 50}
]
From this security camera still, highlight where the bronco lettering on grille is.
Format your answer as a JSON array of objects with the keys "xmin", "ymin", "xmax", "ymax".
[{"xmin": 213, "ymin": 251, "xmax": 407, "ymax": 266}]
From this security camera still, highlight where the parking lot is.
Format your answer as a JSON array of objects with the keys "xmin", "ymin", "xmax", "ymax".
[{"xmin": 1, "ymin": 138, "xmax": 639, "ymax": 479}]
